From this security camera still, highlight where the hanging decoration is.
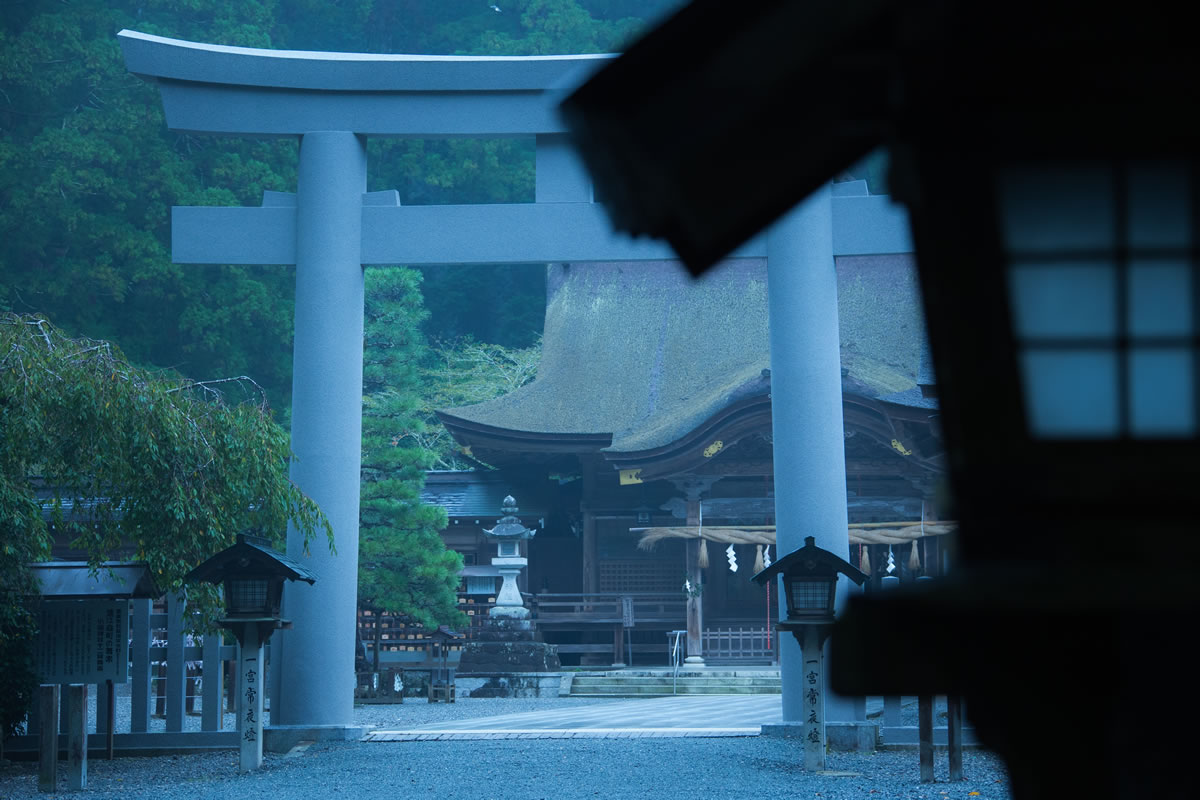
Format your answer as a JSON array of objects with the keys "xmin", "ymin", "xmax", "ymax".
[
  {"xmin": 886, "ymin": 546, "xmax": 896, "ymax": 574},
  {"xmin": 726, "ymin": 543, "xmax": 738, "ymax": 572},
  {"xmin": 908, "ymin": 539, "xmax": 921, "ymax": 573},
  {"xmin": 753, "ymin": 544, "xmax": 765, "ymax": 574},
  {"xmin": 763, "ymin": 545, "xmax": 771, "ymax": 569},
  {"xmin": 859, "ymin": 545, "xmax": 871, "ymax": 575}
]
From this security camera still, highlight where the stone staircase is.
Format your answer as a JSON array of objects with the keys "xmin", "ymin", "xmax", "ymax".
[{"xmin": 568, "ymin": 669, "xmax": 781, "ymax": 697}]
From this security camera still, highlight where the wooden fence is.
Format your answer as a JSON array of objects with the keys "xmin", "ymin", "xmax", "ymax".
[
  {"xmin": 530, "ymin": 592, "xmax": 687, "ymax": 625},
  {"xmin": 9, "ymin": 595, "xmax": 239, "ymax": 756}
]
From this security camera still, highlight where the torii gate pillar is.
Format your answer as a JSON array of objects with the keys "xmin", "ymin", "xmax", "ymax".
[
  {"xmin": 272, "ymin": 132, "xmax": 367, "ymax": 729},
  {"xmin": 767, "ymin": 185, "xmax": 862, "ymax": 728}
]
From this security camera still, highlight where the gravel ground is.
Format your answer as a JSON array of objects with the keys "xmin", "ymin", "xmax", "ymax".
[{"xmin": 1, "ymin": 697, "xmax": 1012, "ymax": 800}]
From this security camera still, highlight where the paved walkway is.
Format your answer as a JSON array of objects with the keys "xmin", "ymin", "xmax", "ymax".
[{"xmin": 367, "ymin": 695, "xmax": 784, "ymax": 741}]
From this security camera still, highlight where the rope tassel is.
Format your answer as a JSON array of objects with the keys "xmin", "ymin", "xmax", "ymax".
[
  {"xmin": 860, "ymin": 545, "xmax": 872, "ymax": 576},
  {"xmin": 753, "ymin": 544, "xmax": 765, "ymax": 574},
  {"xmin": 908, "ymin": 540, "xmax": 921, "ymax": 573},
  {"xmin": 698, "ymin": 538, "xmax": 709, "ymax": 569}
]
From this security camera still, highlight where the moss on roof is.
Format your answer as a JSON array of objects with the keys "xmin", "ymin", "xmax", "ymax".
[{"xmin": 441, "ymin": 255, "xmax": 929, "ymax": 454}]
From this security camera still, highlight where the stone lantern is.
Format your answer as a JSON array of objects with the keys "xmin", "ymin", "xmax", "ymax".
[
  {"xmin": 186, "ymin": 531, "xmax": 316, "ymax": 772},
  {"xmin": 483, "ymin": 496, "xmax": 535, "ymax": 619},
  {"xmin": 458, "ymin": 495, "xmax": 560, "ymax": 684}
]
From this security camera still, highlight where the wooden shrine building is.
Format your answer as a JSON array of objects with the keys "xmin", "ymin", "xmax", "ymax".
[{"xmin": 434, "ymin": 235, "xmax": 946, "ymax": 666}]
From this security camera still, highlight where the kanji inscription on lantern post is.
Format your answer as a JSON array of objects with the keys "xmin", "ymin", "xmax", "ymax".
[
  {"xmin": 803, "ymin": 628, "xmax": 827, "ymax": 771},
  {"xmin": 239, "ymin": 625, "xmax": 266, "ymax": 771}
]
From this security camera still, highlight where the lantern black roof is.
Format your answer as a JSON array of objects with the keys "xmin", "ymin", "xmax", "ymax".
[
  {"xmin": 186, "ymin": 533, "xmax": 317, "ymax": 586},
  {"xmin": 752, "ymin": 536, "xmax": 868, "ymax": 587}
]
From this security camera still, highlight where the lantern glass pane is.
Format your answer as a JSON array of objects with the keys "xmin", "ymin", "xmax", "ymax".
[
  {"xmin": 497, "ymin": 541, "xmax": 518, "ymax": 557},
  {"xmin": 999, "ymin": 165, "xmax": 1115, "ymax": 252},
  {"xmin": 228, "ymin": 578, "xmax": 269, "ymax": 613},
  {"xmin": 1128, "ymin": 163, "xmax": 1192, "ymax": 249},
  {"xmin": 1003, "ymin": 161, "xmax": 1199, "ymax": 440},
  {"xmin": 1009, "ymin": 263, "xmax": 1116, "ymax": 339},
  {"xmin": 790, "ymin": 579, "xmax": 832, "ymax": 613},
  {"xmin": 1020, "ymin": 351, "xmax": 1118, "ymax": 436},
  {"xmin": 1130, "ymin": 349, "xmax": 1196, "ymax": 435},
  {"xmin": 1128, "ymin": 260, "xmax": 1192, "ymax": 336}
]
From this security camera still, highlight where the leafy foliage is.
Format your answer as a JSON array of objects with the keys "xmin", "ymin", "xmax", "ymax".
[
  {"xmin": 359, "ymin": 268, "xmax": 464, "ymax": 630},
  {"xmin": 0, "ymin": 524, "xmax": 39, "ymax": 742},
  {"xmin": 417, "ymin": 336, "xmax": 542, "ymax": 469},
  {"xmin": 0, "ymin": 313, "xmax": 330, "ymax": 737}
]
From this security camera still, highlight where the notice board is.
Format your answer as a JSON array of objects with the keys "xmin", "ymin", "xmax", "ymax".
[{"xmin": 36, "ymin": 600, "xmax": 129, "ymax": 684}]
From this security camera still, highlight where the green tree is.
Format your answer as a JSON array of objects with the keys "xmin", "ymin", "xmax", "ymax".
[
  {"xmin": 418, "ymin": 335, "xmax": 542, "ymax": 469},
  {"xmin": 0, "ymin": 312, "xmax": 330, "ymax": 741},
  {"xmin": 359, "ymin": 267, "xmax": 464, "ymax": 640},
  {"xmin": 0, "ymin": 1, "xmax": 300, "ymax": 407}
]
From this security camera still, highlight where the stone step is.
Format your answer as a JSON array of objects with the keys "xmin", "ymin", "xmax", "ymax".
[
  {"xmin": 569, "ymin": 673, "xmax": 782, "ymax": 696},
  {"xmin": 571, "ymin": 683, "xmax": 781, "ymax": 695},
  {"xmin": 572, "ymin": 676, "xmax": 781, "ymax": 686},
  {"xmin": 580, "ymin": 670, "xmax": 779, "ymax": 678}
]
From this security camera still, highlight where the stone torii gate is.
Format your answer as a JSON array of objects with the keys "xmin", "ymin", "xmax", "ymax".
[{"xmin": 119, "ymin": 30, "xmax": 912, "ymax": 740}]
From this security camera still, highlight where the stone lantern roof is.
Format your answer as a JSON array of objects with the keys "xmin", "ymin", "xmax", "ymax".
[{"xmin": 482, "ymin": 496, "xmax": 535, "ymax": 540}]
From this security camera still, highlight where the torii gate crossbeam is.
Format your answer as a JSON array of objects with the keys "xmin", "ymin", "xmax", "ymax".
[{"xmin": 120, "ymin": 29, "xmax": 912, "ymax": 743}]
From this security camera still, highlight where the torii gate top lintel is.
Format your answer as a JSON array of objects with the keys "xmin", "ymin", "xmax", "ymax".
[{"xmin": 118, "ymin": 29, "xmax": 614, "ymax": 137}]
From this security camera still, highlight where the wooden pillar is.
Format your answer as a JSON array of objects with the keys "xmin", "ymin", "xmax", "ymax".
[
  {"xmin": 685, "ymin": 538, "xmax": 704, "ymax": 664},
  {"xmin": 96, "ymin": 681, "xmax": 109, "ymax": 736},
  {"xmin": 37, "ymin": 685, "xmax": 59, "ymax": 793},
  {"xmin": 66, "ymin": 684, "xmax": 87, "ymax": 790},
  {"xmin": 202, "ymin": 632, "xmax": 225, "ymax": 731},
  {"xmin": 881, "ymin": 574, "xmax": 902, "ymax": 729},
  {"xmin": 948, "ymin": 694, "xmax": 965, "ymax": 781},
  {"xmin": 580, "ymin": 457, "xmax": 599, "ymax": 596},
  {"xmin": 95, "ymin": 679, "xmax": 117, "ymax": 757},
  {"xmin": 918, "ymin": 694, "xmax": 935, "ymax": 783},
  {"xmin": 916, "ymin": 569, "xmax": 935, "ymax": 783},
  {"xmin": 686, "ymin": 491, "xmax": 700, "ymax": 666},
  {"xmin": 165, "ymin": 593, "xmax": 186, "ymax": 732}
]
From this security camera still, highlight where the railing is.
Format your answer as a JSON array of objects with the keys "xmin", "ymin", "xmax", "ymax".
[
  {"xmin": 669, "ymin": 630, "xmax": 686, "ymax": 693},
  {"xmin": 701, "ymin": 625, "xmax": 778, "ymax": 663},
  {"xmin": 530, "ymin": 593, "xmax": 687, "ymax": 625}
]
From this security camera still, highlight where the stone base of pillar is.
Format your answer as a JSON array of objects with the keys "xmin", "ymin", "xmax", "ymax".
[
  {"xmin": 683, "ymin": 656, "xmax": 705, "ymax": 665},
  {"xmin": 264, "ymin": 724, "xmax": 368, "ymax": 754}
]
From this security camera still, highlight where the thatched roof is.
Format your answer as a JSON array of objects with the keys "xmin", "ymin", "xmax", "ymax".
[{"xmin": 440, "ymin": 254, "xmax": 932, "ymax": 456}]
